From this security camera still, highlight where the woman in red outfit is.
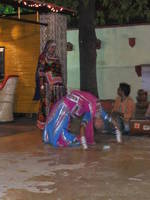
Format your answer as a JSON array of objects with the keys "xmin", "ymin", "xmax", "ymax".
[{"xmin": 33, "ymin": 40, "xmax": 66, "ymax": 130}]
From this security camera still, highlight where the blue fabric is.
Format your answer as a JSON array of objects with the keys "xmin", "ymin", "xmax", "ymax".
[
  {"xmin": 43, "ymin": 103, "xmax": 68, "ymax": 146},
  {"xmin": 33, "ymin": 74, "xmax": 40, "ymax": 100},
  {"xmin": 100, "ymin": 108, "xmax": 109, "ymax": 121},
  {"xmin": 62, "ymin": 129, "xmax": 80, "ymax": 147},
  {"xmin": 81, "ymin": 112, "xmax": 91, "ymax": 124},
  {"xmin": 43, "ymin": 103, "xmax": 80, "ymax": 147}
]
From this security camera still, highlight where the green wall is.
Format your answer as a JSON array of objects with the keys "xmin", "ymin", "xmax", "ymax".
[
  {"xmin": 67, "ymin": 25, "xmax": 150, "ymax": 100},
  {"xmin": 67, "ymin": 30, "xmax": 80, "ymax": 90}
]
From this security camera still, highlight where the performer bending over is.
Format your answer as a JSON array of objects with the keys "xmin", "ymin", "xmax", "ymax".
[{"xmin": 43, "ymin": 90, "xmax": 122, "ymax": 150}]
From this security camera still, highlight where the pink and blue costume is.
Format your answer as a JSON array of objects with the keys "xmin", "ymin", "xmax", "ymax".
[{"xmin": 43, "ymin": 90, "xmax": 110, "ymax": 147}]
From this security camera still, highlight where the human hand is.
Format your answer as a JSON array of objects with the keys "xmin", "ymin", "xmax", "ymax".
[
  {"xmin": 111, "ymin": 118, "xmax": 123, "ymax": 144},
  {"xmin": 115, "ymin": 129, "xmax": 122, "ymax": 144},
  {"xmin": 81, "ymin": 136, "xmax": 88, "ymax": 150}
]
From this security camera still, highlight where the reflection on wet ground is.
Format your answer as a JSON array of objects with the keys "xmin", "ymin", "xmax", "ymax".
[{"xmin": 0, "ymin": 117, "xmax": 150, "ymax": 200}]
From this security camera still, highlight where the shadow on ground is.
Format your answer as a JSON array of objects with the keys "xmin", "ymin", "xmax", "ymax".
[{"xmin": 0, "ymin": 115, "xmax": 37, "ymax": 137}]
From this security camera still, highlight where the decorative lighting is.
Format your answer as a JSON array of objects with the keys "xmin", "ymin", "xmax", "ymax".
[
  {"xmin": 16, "ymin": 0, "xmax": 75, "ymax": 15},
  {"xmin": 19, "ymin": 0, "xmax": 63, "ymax": 13}
]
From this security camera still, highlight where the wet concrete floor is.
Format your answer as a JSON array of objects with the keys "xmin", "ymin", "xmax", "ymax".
[{"xmin": 0, "ymin": 118, "xmax": 150, "ymax": 200}]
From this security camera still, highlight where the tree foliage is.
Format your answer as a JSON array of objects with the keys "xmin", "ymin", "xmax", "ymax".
[
  {"xmin": 0, "ymin": 5, "xmax": 15, "ymax": 15},
  {"xmin": 49, "ymin": 0, "xmax": 150, "ymax": 27},
  {"xmin": 96, "ymin": 0, "xmax": 150, "ymax": 25}
]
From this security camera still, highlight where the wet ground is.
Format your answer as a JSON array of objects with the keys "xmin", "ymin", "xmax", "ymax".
[{"xmin": 0, "ymin": 117, "xmax": 150, "ymax": 200}]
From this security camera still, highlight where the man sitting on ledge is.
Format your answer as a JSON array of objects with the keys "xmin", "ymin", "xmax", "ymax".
[{"xmin": 111, "ymin": 82, "xmax": 135, "ymax": 134}]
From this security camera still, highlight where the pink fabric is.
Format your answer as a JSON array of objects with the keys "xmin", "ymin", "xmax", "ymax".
[
  {"xmin": 46, "ymin": 71, "xmax": 62, "ymax": 85},
  {"xmin": 57, "ymin": 134, "xmax": 68, "ymax": 147},
  {"xmin": 64, "ymin": 90, "xmax": 97, "ymax": 144}
]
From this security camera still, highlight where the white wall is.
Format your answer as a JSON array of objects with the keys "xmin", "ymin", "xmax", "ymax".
[
  {"xmin": 67, "ymin": 30, "xmax": 80, "ymax": 90},
  {"xmin": 67, "ymin": 25, "xmax": 150, "ymax": 100}
]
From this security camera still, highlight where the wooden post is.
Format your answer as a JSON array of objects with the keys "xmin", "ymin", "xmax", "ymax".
[
  {"xmin": 36, "ymin": 11, "xmax": 39, "ymax": 22},
  {"xmin": 18, "ymin": 7, "xmax": 21, "ymax": 19}
]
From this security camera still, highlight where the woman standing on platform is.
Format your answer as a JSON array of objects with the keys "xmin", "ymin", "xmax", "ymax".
[{"xmin": 33, "ymin": 40, "xmax": 66, "ymax": 130}]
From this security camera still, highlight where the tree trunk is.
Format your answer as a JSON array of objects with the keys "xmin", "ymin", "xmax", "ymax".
[{"xmin": 79, "ymin": 0, "xmax": 98, "ymax": 97}]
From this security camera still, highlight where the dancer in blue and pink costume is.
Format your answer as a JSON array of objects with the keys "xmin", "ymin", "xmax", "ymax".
[{"xmin": 43, "ymin": 90, "xmax": 122, "ymax": 149}]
